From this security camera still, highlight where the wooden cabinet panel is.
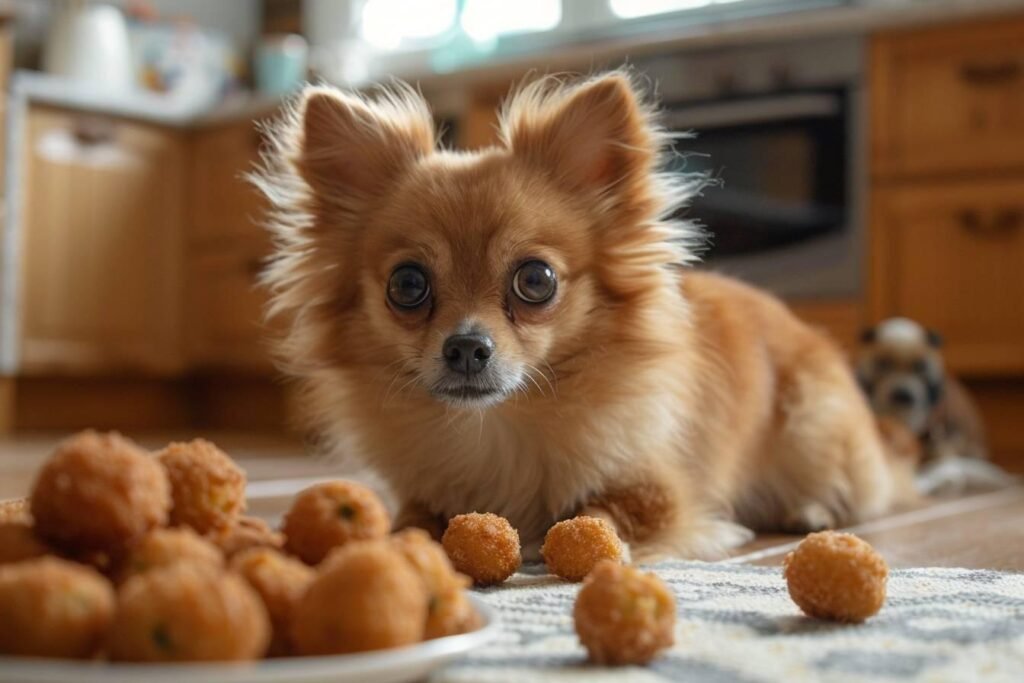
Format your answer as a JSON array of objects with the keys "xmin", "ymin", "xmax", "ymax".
[
  {"xmin": 872, "ymin": 15, "xmax": 1024, "ymax": 178},
  {"xmin": 19, "ymin": 107, "xmax": 185, "ymax": 375},
  {"xmin": 870, "ymin": 178, "xmax": 1024, "ymax": 375},
  {"xmin": 189, "ymin": 121, "xmax": 268, "ymax": 247},
  {"xmin": 188, "ymin": 247, "xmax": 274, "ymax": 372}
]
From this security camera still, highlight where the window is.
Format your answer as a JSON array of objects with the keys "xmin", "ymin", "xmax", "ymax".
[
  {"xmin": 359, "ymin": 0, "xmax": 562, "ymax": 51},
  {"xmin": 461, "ymin": 0, "xmax": 562, "ymax": 42},
  {"xmin": 360, "ymin": 0, "xmax": 459, "ymax": 50},
  {"xmin": 610, "ymin": 0, "xmax": 749, "ymax": 19}
]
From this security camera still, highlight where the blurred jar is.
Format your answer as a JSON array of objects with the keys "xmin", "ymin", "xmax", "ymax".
[{"xmin": 255, "ymin": 34, "xmax": 309, "ymax": 97}]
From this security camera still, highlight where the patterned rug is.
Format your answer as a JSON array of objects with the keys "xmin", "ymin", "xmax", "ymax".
[{"xmin": 434, "ymin": 561, "xmax": 1024, "ymax": 682}]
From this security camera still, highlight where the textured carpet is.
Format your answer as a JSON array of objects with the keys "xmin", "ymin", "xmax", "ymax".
[{"xmin": 434, "ymin": 561, "xmax": 1024, "ymax": 682}]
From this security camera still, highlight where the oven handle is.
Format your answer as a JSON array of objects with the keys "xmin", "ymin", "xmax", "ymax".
[{"xmin": 663, "ymin": 93, "xmax": 841, "ymax": 130}]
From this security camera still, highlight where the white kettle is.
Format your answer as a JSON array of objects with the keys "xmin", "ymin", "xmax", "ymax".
[{"xmin": 43, "ymin": 0, "xmax": 135, "ymax": 92}]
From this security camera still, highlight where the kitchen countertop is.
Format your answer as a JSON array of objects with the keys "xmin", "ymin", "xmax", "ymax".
[
  {"xmin": 8, "ymin": 70, "xmax": 285, "ymax": 129},
  {"xmin": 7, "ymin": 0, "xmax": 1024, "ymax": 128}
]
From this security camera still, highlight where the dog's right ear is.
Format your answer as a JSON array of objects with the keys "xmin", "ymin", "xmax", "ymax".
[
  {"xmin": 860, "ymin": 327, "xmax": 877, "ymax": 345},
  {"xmin": 297, "ymin": 85, "xmax": 435, "ymax": 200}
]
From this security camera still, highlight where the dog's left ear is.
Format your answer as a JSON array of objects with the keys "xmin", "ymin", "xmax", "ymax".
[
  {"xmin": 926, "ymin": 329, "xmax": 944, "ymax": 348},
  {"xmin": 501, "ymin": 73, "xmax": 656, "ymax": 206}
]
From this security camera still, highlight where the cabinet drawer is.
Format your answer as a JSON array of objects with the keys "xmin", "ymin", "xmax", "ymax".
[
  {"xmin": 870, "ymin": 178, "xmax": 1024, "ymax": 375},
  {"xmin": 189, "ymin": 247, "xmax": 276, "ymax": 372},
  {"xmin": 872, "ymin": 15, "xmax": 1024, "ymax": 177}
]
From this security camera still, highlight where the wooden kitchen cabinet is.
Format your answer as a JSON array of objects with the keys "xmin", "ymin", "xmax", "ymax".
[
  {"xmin": 188, "ymin": 246, "xmax": 275, "ymax": 372},
  {"xmin": 18, "ymin": 106, "xmax": 186, "ymax": 375},
  {"xmin": 187, "ymin": 120, "xmax": 276, "ymax": 370},
  {"xmin": 872, "ymin": 15, "xmax": 1024, "ymax": 179},
  {"xmin": 189, "ymin": 120, "xmax": 269, "ymax": 248},
  {"xmin": 871, "ymin": 179, "xmax": 1024, "ymax": 375}
]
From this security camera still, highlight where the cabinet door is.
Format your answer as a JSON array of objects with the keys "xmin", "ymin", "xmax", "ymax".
[
  {"xmin": 188, "ymin": 247, "xmax": 275, "ymax": 372},
  {"xmin": 18, "ymin": 107, "xmax": 185, "ymax": 374},
  {"xmin": 872, "ymin": 16, "xmax": 1024, "ymax": 178},
  {"xmin": 871, "ymin": 179, "xmax": 1024, "ymax": 375},
  {"xmin": 189, "ymin": 121, "xmax": 269, "ymax": 247}
]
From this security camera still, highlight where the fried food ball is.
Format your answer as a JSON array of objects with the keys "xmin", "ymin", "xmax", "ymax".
[
  {"xmin": 31, "ymin": 431, "xmax": 170, "ymax": 553},
  {"xmin": 209, "ymin": 515, "xmax": 285, "ymax": 558},
  {"xmin": 157, "ymin": 439, "xmax": 246, "ymax": 534},
  {"xmin": 0, "ymin": 557, "xmax": 114, "ymax": 658},
  {"xmin": 783, "ymin": 530, "xmax": 888, "ymax": 623},
  {"xmin": 0, "ymin": 522, "xmax": 50, "ymax": 565},
  {"xmin": 291, "ymin": 540, "xmax": 428, "ymax": 655},
  {"xmin": 442, "ymin": 512, "xmax": 521, "ymax": 586},
  {"xmin": 542, "ymin": 516, "xmax": 624, "ymax": 582},
  {"xmin": 391, "ymin": 528, "xmax": 480, "ymax": 639},
  {"xmin": 107, "ymin": 562, "xmax": 270, "ymax": 662},
  {"xmin": 119, "ymin": 527, "xmax": 223, "ymax": 582},
  {"xmin": 282, "ymin": 481, "xmax": 390, "ymax": 565},
  {"xmin": 574, "ymin": 559, "xmax": 676, "ymax": 665},
  {"xmin": 230, "ymin": 547, "xmax": 315, "ymax": 656},
  {"xmin": 0, "ymin": 497, "xmax": 30, "ymax": 524}
]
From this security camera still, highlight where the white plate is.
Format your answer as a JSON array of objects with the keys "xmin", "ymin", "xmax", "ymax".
[{"xmin": 0, "ymin": 596, "xmax": 498, "ymax": 683}]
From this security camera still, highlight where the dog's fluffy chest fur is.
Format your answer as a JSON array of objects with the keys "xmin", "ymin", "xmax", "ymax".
[{"xmin": 329, "ymin": 366, "xmax": 687, "ymax": 551}]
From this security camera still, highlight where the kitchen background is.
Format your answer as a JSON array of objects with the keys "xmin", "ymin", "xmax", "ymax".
[{"xmin": 0, "ymin": 0, "xmax": 1021, "ymax": 471}]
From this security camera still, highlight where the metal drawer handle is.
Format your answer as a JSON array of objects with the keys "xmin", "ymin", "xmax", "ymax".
[
  {"xmin": 959, "ymin": 60, "xmax": 1022, "ymax": 86},
  {"xmin": 958, "ymin": 208, "xmax": 1023, "ymax": 236}
]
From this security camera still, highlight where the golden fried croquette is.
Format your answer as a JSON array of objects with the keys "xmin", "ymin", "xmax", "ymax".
[
  {"xmin": 230, "ymin": 547, "xmax": 315, "ymax": 656},
  {"xmin": 107, "ymin": 563, "xmax": 270, "ymax": 662},
  {"xmin": 574, "ymin": 560, "xmax": 676, "ymax": 665},
  {"xmin": 442, "ymin": 513, "xmax": 521, "ymax": 586},
  {"xmin": 291, "ymin": 540, "xmax": 428, "ymax": 655},
  {"xmin": 208, "ymin": 515, "xmax": 285, "ymax": 558},
  {"xmin": 541, "ymin": 516, "xmax": 624, "ymax": 582},
  {"xmin": 0, "ymin": 522, "xmax": 50, "ymax": 565},
  {"xmin": 783, "ymin": 531, "xmax": 888, "ymax": 623},
  {"xmin": 0, "ymin": 498, "xmax": 30, "ymax": 524},
  {"xmin": 0, "ymin": 557, "xmax": 114, "ymax": 658},
  {"xmin": 119, "ymin": 527, "xmax": 223, "ymax": 582},
  {"xmin": 282, "ymin": 481, "xmax": 390, "ymax": 565},
  {"xmin": 31, "ymin": 431, "xmax": 170, "ymax": 553},
  {"xmin": 157, "ymin": 439, "xmax": 247, "ymax": 533},
  {"xmin": 391, "ymin": 528, "xmax": 480, "ymax": 639}
]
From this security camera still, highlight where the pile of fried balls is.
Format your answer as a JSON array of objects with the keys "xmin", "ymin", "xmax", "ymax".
[{"xmin": 0, "ymin": 430, "xmax": 889, "ymax": 667}]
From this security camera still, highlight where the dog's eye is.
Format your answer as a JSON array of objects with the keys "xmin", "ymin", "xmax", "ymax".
[
  {"xmin": 387, "ymin": 264, "xmax": 430, "ymax": 309},
  {"xmin": 513, "ymin": 260, "xmax": 557, "ymax": 304},
  {"xmin": 912, "ymin": 358, "xmax": 929, "ymax": 375},
  {"xmin": 875, "ymin": 357, "xmax": 894, "ymax": 373}
]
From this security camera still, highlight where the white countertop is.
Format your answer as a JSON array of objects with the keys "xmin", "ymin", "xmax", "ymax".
[{"xmin": 9, "ymin": 71, "xmax": 285, "ymax": 129}]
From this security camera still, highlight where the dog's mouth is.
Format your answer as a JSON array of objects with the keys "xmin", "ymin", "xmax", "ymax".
[{"xmin": 430, "ymin": 383, "xmax": 509, "ymax": 407}]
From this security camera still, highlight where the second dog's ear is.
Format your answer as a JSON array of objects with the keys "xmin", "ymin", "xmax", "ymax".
[
  {"xmin": 501, "ymin": 73, "xmax": 656, "ymax": 205},
  {"xmin": 297, "ymin": 85, "xmax": 435, "ymax": 201}
]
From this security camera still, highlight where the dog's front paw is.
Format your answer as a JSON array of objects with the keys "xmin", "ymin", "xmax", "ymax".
[{"xmin": 782, "ymin": 502, "xmax": 837, "ymax": 534}]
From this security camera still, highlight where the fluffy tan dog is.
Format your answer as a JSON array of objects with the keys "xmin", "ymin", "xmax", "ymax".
[{"xmin": 256, "ymin": 73, "xmax": 906, "ymax": 560}]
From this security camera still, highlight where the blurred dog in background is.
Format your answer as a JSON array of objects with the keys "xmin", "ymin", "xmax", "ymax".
[{"xmin": 857, "ymin": 317, "xmax": 1013, "ymax": 495}]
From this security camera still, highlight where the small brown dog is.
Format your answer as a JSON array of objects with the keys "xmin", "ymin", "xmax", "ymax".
[
  {"xmin": 857, "ymin": 318, "xmax": 1010, "ymax": 495},
  {"xmin": 256, "ymin": 73, "xmax": 909, "ymax": 560}
]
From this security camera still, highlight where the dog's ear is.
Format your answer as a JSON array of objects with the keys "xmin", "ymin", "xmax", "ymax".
[
  {"xmin": 297, "ymin": 85, "xmax": 434, "ymax": 200},
  {"xmin": 926, "ymin": 329, "xmax": 944, "ymax": 348},
  {"xmin": 501, "ymin": 73, "xmax": 656, "ymax": 204},
  {"xmin": 860, "ymin": 327, "xmax": 877, "ymax": 345}
]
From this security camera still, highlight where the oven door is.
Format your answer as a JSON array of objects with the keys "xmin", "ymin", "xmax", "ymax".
[{"xmin": 666, "ymin": 90, "xmax": 848, "ymax": 259}]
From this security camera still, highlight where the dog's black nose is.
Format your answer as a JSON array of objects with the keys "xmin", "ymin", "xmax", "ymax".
[
  {"xmin": 889, "ymin": 386, "xmax": 915, "ymax": 407},
  {"xmin": 443, "ymin": 334, "xmax": 494, "ymax": 376}
]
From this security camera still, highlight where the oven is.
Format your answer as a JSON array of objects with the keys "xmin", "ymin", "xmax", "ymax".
[{"xmin": 648, "ymin": 38, "xmax": 864, "ymax": 300}]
